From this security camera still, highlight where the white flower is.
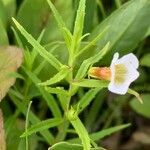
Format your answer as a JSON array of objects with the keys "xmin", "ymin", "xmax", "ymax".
[{"xmin": 108, "ymin": 53, "xmax": 139, "ymax": 95}]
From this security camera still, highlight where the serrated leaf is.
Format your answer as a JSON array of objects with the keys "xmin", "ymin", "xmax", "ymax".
[
  {"xmin": 130, "ymin": 94, "xmax": 150, "ymax": 118},
  {"xmin": 70, "ymin": 117, "xmax": 91, "ymax": 150},
  {"xmin": 68, "ymin": 124, "xmax": 130, "ymax": 143},
  {"xmin": 22, "ymin": 67, "xmax": 62, "ymax": 118},
  {"xmin": 74, "ymin": 88, "xmax": 102, "ymax": 113},
  {"xmin": 72, "ymin": 0, "xmax": 86, "ymax": 52},
  {"xmin": 12, "ymin": 18, "xmax": 63, "ymax": 71},
  {"xmin": 38, "ymin": 66, "xmax": 70, "ymax": 86},
  {"xmin": 46, "ymin": 0, "xmax": 72, "ymax": 50},
  {"xmin": 72, "ymin": 79, "xmax": 109, "ymax": 88},
  {"xmin": 0, "ymin": 46, "xmax": 23, "ymax": 101},
  {"xmin": 45, "ymin": 86, "xmax": 69, "ymax": 96},
  {"xmin": 21, "ymin": 118, "xmax": 62, "ymax": 137},
  {"xmin": 75, "ymin": 42, "xmax": 110, "ymax": 80},
  {"xmin": 90, "ymin": 124, "xmax": 131, "ymax": 141},
  {"xmin": 76, "ymin": 26, "xmax": 109, "ymax": 58}
]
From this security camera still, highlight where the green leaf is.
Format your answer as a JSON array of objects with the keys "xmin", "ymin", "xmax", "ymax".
[
  {"xmin": 46, "ymin": 0, "xmax": 72, "ymax": 50},
  {"xmin": 89, "ymin": 0, "xmax": 150, "ymax": 63},
  {"xmin": 38, "ymin": 65, "xmax": 70, "ymax": 86},
  {"xmin": 74, "ymin": 88, "xmax": 102, "ymax": 113},
  {"xmin": 75, "ymin": 42, "xmax": 110, "ymax": 80},
  {"xmin": 128, "ymin": 89, "xmax": 143, "ymax": 104},
  {"xmin": 72, "ymin": 0, "xmax": 86, "ymax": 51},
  {"xmin": 12, "ymin": 18, "xmax": 63, "ymax": 71},
  {"xmin": 140, "ymin": 53, "xmax": 150, "ymax": 67},
  {"xmin": 130, "ymin": 94, "xmax": 150, "ymax": 118},
  {"xmin": 83, "ymin": 0, "xmax": 96, "ymax": 33},
  {"xmin": 0, "ymin": 46, "xmax": 23, "ymax": 101},
  {"xmin": 0, "ymin": 0, "xmax": 7, "ymax": 27},
  {"xmin": 49, "ymin": 142, "xmax": 83, "ymax": 150},
  {"xmin": 72, "ymin": 79, "xmax": 108, "ymax": 88},
  {"xmin": 50, "ymin": 142, "xmax": 105, "ymax": 150},
  {"xmin": 0, "ymin": 19, "xmax": 8, "ymax": 45},
  {"xmin": 70, "ymin": 117, "xmax": 91, "ymax": 150},
  {"xmin": 68, "ymin": 124, "xmax": 130, "ymax": 143},
  {"xmin": 90, "ymin": 124, "xmax": 130, "ymax": 141},
  {"xmin": 23, "ymin": 67, "xmax": 62, "ymax": 118},
  {"xmin": 45, "ymin": 87, "xmax": 69, "ymax": 96},
  {"xmin": 76, "ymin": 26, "xmax": 109, "ymax": 58},
  {"xmin": 17, "ymin": 0, "xmax": 50, "ymax": 38},
  {"xmin": 9, "ymin": 91, "xmax": 54, "ymax": 145},
  {"xmin": 21, "ymin": 118, "xmax": 62, "ymax": 137}
]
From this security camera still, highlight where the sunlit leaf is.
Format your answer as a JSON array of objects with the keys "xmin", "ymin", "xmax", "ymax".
[
  {"xmin": 0, "ymin": 46, "xmax": 23, "ymax": 101},
  {"xmin": 72, "ymin": 79, "xmax": 108, "ymax": 88}
]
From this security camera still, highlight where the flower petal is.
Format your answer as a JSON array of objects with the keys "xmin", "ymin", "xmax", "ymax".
[
  {"xmin": 116, "ymin": 53, "xmax": 139, "ymax": 69},
  {"xmin": 109, "ymin": 53, "xmax": 139, "ymax": 95},
  {"xmin": 110, "ymin": 52, "xmax": 119, "ymax": 68},
  {"xmin": 108, "ymin": 81, "xmax": 130, "ymax": 95}
]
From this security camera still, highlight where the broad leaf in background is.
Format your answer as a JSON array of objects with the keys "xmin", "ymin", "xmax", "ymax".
[
  {"xmin": 130, "ymin": 94, "xmax": 150, "ymax": 118},
  {"xmin": 0, "ymin": 1, "xmax": 8, "ymax": 46},
  {"xmin": 0, "ymin": 0, "xmax": 7, "ymax": 27},
  {"xmin": 2, "ymin": 0, "xmax": 16, "ymax": 21},
  {"xmin": 0, "ymin": 20, "xmax": 8, "ymax": 45},
  {"xmin": 17, "ymin": 0, "xmax": 50, "ymax": 38},
  {"xmin": 89, "ymin": 0, "xmax": 150, "ymax": 64},
  {"xmin": 0, "ymin": 46, "xmax": 23, "ymax": 101},
  {"xmin": 140, "ymin": 53, "xmax": 150, "ymax": 67},
  {"xmin": 0, "ymin": 110, "xmax": 6, "ymax": 150}
]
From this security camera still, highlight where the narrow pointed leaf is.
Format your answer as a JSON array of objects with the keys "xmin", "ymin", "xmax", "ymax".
[
  {"xmin": 74, "ymin": 88, "xmax": 102, "ymax": 113},
  {"xmin": 75, "ymin": 42, "xmax": 110, "ymax": 80},
  {"xmin": 70, "ymin": 117, "xmax": 91, "ymax": 150},
  {"xmin": 73, "ymin": 79, "xmax": 109, "ymax": 88},
  {"xmin": 12, "ymin": 18, "xmax": 62, "ymax": 70},
  {"xmin": 39, "ymin": 66, "xmax": 70, "ymax": 86},
  {"xmin": 46, "ymin": 0, "xmax": 72, "ymax": 49},
  {"xmin": 21, "ymin": 118, "xmax": 62, "ymax": 137}
]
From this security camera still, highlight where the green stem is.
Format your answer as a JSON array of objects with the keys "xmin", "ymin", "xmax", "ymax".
[{"xmin": 25, "ymin": 101, "xmax": 32, "ymax": 150}]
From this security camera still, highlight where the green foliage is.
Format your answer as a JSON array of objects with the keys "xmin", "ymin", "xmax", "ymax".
[
  {"xmin": 140, "ymin": 53, "xmax": 150, "ymax": 67},
  {"xmin": 21, "ymin": 118, "xmax": 63, "ymax": 137},
  {"xmin": 49, "ymin": 142, "xmax": 83, "ymax": 150},
  {"xmin": 0, "ymin": 0, "xmax": 149, "ymax": 149},
  {"xmin": 12, "ymin": 18, "xmax": 63, "ymax": 71},
  {"xmin": 130, "ymin": 94, "xmax": 150, "ymax": 118},
  {"xmin": 89, "ymin": 0, "xmax": 150, "ymax": 63}
]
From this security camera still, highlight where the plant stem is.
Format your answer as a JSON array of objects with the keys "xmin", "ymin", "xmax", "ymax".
[{"xmin": 25, "ymin": 101, "xmax": 32, "ymax": 150}]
